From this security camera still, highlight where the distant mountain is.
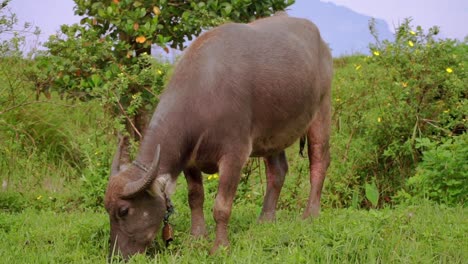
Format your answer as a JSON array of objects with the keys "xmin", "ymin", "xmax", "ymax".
[{"xmin": 289, "ymin": 0, "xmax": 394, "ymax": 56}]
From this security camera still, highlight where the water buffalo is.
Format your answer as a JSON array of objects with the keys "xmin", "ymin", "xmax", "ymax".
[{"xmin": 105, "ymin": 14, "xmax": 332, "ymax": 259}]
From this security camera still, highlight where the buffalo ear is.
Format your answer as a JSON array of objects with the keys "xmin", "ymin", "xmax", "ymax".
[
  {"xmin": 121, "ymin": 145, "xmax": 161, "ymax": 198},
  {"xmin": 147, "ymin": 173, "xmax": 172, "ymax": 198},
  {"xmin": 110, "ymin": 135, "xmax": 131, "ymax": 177}
]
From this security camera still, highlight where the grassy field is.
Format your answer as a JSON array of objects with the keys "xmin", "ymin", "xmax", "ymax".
[
  {"xmin": 2, "ymin": 161, "xmax": 466, "ymax": 264},
  {"xmin": 1, "ymin": 29, "xmax": 466, "ymax": 262},
  {"xmin": 1, "ymin": 188, "xmax": 466, "ymax": 263}
]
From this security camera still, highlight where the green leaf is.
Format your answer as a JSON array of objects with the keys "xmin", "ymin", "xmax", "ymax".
[
  {"xmin": 351, "ymin": 188, "xmax": 360, "ymax": 209},
  {"xmin": 97, "ymin": 8, "xmax": 106, "ymax": 17},
  {"xmin": 79, "ymin": 18, "xmax": 88, "ymax": 25},
  {"xmin": 107, "ymin": 6, "xmax": 113, "ymax": 16},
  {"xmin": 224, "ymin": 3, "xmax": 232, "ymax": 15},
  {"xmin": 365, "ymin": 182, "xmax": 379, "ymax": 208},
  {"xmin": 90, "ymin": 74, "xmax": 102, "ymax": 87},
  {"xmin": 62, "ymin": 74, "xmax": 70, "ymax": 84}
]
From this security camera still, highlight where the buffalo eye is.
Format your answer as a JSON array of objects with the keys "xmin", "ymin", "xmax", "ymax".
[{"xmin": 118, "ymin": 207, "xmax": 129, "ymax": 218}]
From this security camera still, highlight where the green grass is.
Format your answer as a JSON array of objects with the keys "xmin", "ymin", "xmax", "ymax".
[{"xmin": 0, "ymin": 201, "xmax": 466, "ymax": 263}]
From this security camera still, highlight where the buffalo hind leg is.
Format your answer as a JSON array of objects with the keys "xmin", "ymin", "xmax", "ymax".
[
  {"xmin": 210, "ymin": 151, "xmax": 249, "ymax": 254},
  {"xmin": 259, "ymin": 151, "xmax": 288, "ymax": 222},
  {"xmin": 184, "ymin": 167, "xmax": 207, "ymax": 237},
  {"xmin": 303, "ymin": 102, "xmax": 331, "ymax": 219}
]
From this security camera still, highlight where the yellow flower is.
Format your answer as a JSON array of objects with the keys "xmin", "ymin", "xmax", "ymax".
[
  {"xmin": 373, "ymin": 51, "xmax": 380, "ymax": 56},
  {"xmin": 443, "ymin": 109, "xmax": 450, "ymax": 114},
  {"xmin": 335, "ymin": 98, "xmax": 341, "ymax": 102},
  {"xmin": 355, "ymin": 64, "xmax": 362, "ymax": 70},
  {"xmin": 153, "ymin": 6, "xmax": 161, "ymax": 16},
  {"xmin": 408, "ymin": 41, "xmax": 414, "ymax": 47},
  {"xmin": 446, "ymin": 67, "xmax": 453, "ymax": 73},
  {"xmin": 377, "ymin": 117, "xmax": 382, "ymax": 123},
  {"xmin": 208, "ymin": 173, "xmax": 219, "ymax": 180},
  {"xmin": 37, "ymin": 195, "xmax": 43, "ymax": 200},
  {"xmin": 157, "ymin": 70, "xmax": 162, "ymax": 75},
  {"xmin": 410, "ymin": 30, "xmax": 416, "ymax": 35}
]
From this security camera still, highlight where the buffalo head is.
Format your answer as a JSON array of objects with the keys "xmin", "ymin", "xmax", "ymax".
[{"xmin": 104, "ymin": 145, "xmax": 167, "ymax": 260}]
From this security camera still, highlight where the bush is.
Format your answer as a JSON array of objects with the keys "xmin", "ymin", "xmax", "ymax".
[
  {"xmin": 327, "ymin": 19, "xmax": 467, "ymax": 208},
  {"xmin": 401, "ymin": 134, "xmax": 467, "ymax": 205}
]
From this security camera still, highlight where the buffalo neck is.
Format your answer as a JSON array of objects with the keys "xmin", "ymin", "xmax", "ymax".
[{"xmin": 135, "ymin": 97, "xmax": 193, "ymax": 177}]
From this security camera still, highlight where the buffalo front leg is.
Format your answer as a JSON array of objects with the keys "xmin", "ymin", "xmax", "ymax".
[
  {"xmin": 303, "ymin": 99, "xmax": 331, "ymax": 219},
  {"xmin": 210, "ymin": 153, "xmax": 248, "ymax": 254},
  {"xmin": 259, "ymin": 151, "xmax": 288, "ymax": 222},
  {"xmin": 184, "ymin": 167, "xmax": 207, "ymax": 237}
]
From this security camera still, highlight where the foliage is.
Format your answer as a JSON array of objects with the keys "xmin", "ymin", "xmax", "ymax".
[
  {"xmin": 364, "ymin": 181, "xmax": 379, "ymax": 208},
  {"xmin": 0, "ymin": 63, "xmax": 115, "ymax": 209},
  {"xmin": 0, "ymin": 82, "xmax": 114, "ymax": 209},
  {"xmin": 0, "ymin": 0, "xmax": 41, "ymax": 57},
  {"xmin": 397, "ymin": 134, "xmax": 467, "ymax": 205},
  {"xmin": 0, "ymin": 1, "xmax": 41, "ymax": 112},
  {"xmin": 74, "ymin": 0, "xmax": 295, "ymax": 50},
  {"xmin": 0, "ymin": 2, "xmax": 76, "ymax": 200},
  {"xmin": 0, "ymin": 192, "xmax": 27, "ymax": 213},
  {"xmin": 0, "ymin": 1, "xmax": 115, "ymax": 208},
  {"xmin": 328, "ymin": 18, "xmax": 467, "ymax": 208},
  {"xmin": 77, "ymin": 127, "xmax": 117, "ymax": 209},
  {"xmin": 36, "ymin": 36, "xmax": 171, "ymax": 140}
]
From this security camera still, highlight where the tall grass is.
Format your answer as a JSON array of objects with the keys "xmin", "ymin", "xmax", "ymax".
[{"xmin": 0, "ymin": 57, "xmax": 115, "ymax": 206}]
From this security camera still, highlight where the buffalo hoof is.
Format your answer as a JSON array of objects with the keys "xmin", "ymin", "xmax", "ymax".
[
  {"xmin": 209, "ymin": 241, "xmax": 229, "ymax": 255},
  {"xmin": 258, "ymin": 212, "xmax": 276, "ymax": 222},
  {"xmin": 191, "ymin": 226, "xmax": 208, "ymax": 238},
  {"xmin": 302, "ymin": 205, "xmax": 320, "ymax": 219}
]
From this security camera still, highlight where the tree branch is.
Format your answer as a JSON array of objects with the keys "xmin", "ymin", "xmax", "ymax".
[{"xmin": 112, "ymin": 91, "xmax": 142, "ymax": 139}]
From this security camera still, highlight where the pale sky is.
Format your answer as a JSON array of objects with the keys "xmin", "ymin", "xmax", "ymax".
[
  {"xmin": 6, "ymin": 0, "xmax": 468, "ymax": 55},
  {"xmin": 322, "ymin": 0, "xmax": 467, "ymax": 39}
]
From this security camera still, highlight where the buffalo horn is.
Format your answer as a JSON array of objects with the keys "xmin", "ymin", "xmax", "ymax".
[{"xmin": 122, "ymin": 145, "xmax": 161, "ymax": 198}]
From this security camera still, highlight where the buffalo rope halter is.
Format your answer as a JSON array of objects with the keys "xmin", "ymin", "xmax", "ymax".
[
  {"xmin": 132, "ymin": 160, "xmax": 175, "ymax": 246},
  {"xmin": 162, "ymin": 193, "xmax": 174, "ymax": 246}
]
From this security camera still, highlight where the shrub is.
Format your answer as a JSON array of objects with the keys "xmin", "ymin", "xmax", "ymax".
[
  {"xmin": 327, "ymin": 19, "xmax": 467, "ymax": 208},
  {"xmin": 403, "ymin": 134, "xmax": 467, "ymax": 205}
]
